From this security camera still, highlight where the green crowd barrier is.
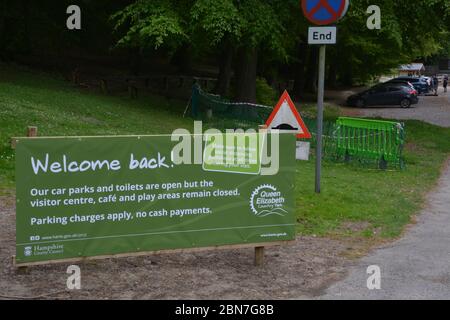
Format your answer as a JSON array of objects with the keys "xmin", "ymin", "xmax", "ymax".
[{"xmin": 334, "ymin": 117, "xmax": 405, "ymax": 169}]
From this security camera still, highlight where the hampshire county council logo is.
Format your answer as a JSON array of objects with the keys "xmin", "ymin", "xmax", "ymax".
[
  {"xmin": 250, "ymin": 184, "xmax": 287, "ymax": 217},
  {"xmin": 24, "ymin": 246, "xmax": 33, "ymax": 257}
]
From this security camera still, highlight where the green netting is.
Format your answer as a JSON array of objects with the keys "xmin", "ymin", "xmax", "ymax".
[
  {"xmin": 189, "ymin": 85, "xmax": 405, "ymax": 169},
  {"xmin": 300, "ymin": 117, "xmax": 339, "ymax": 160},
  {"xmin": 191, "ymin": 84, "xmax": 272, "ymax": 130}
]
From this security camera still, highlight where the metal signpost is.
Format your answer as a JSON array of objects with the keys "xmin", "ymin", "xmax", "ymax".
[{"xmin": 301, "ymin": 0, "xmax": 349, "ymax": 193}]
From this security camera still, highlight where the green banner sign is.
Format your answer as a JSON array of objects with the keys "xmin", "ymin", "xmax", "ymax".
[{"xmin": 15, "ymin": 133, "xmax": 296, "ymax": 264}]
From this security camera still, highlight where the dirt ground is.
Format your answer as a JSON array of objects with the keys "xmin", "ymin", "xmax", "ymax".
[{"xmin": 0, "ymin": 194, "xmax": 371, "ymax": 300}]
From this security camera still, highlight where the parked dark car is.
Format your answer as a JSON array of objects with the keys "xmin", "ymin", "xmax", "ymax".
[
  {"xmin": 387, "ymin": 76, "xmax": 430, "ymax": 94},
  {"xmin": 347, "ymin": 83, "xmax": 419, "ymax": 108}
]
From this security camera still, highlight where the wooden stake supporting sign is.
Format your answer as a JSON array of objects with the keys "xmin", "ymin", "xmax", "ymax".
[
  {"xmin": 27, "ymin": 126, "xmax": 38, "ymax": 138},
  {"xmin": 11, "ymin": 126, "xmax": 38, "ymax": 149},
  {"xmin": 11, "ymin": 126, "xmax": 38, "ymax": 273},
  {"xmin": 254, "ymin": 246, "xmax": 265, "ymax": 267}
]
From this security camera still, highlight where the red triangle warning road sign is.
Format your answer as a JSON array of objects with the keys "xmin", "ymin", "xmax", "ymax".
[{"xmin": 265, "ymin": 90, "xmax": 312, "ymax": 139}]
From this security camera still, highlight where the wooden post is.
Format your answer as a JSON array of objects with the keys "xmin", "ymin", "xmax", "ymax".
[
  {"xmin": 27, "ymin": 126, "xmax": 37, "ymax": 137},
  {"xmin": 128, "ymin": 83, "xmax": 138, "ymax": 99},
  {"xmin": 254, "ymin": 246, "xmax": 265, "ymax": 266},
  {"xmin": 13, "ymin": 256, "xmax": 29, "ymax": 273},
  {"xmin": 71, "ymin": 68, "xmax": 80, "ymax": 85},
  {"xmin": 11, "ymin": 126, "xmax": 37, "ymax": 148},
  {"xmin": 12, "ymin": 127, "xmax": 38, "ymax": 271},
  {"xmin": 164, "ymin": 76, "xmax": 169, "ymax": 92},
  {"xmin": 178, "ymin": 76, "xmax": 184, "ymax": 88},
  {"xmin": 10, "ymin": 138, "xmax": 17, "ymax": 149},
  {"xmin": 100, "ymin": 79, "xmax": 108, "ymax": 94}
]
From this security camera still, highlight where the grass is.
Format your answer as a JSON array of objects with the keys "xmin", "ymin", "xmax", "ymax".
[
  {"xmin": 0, "ymin": 63, "xmax": 192, "ymax": 189},
  {"xmin": 1, "ymin": 63, "xmax": 449, "ymax": 241},
  {"xmin": 300, "ymin": 103, "xmax": 342, "ymax": 121},
  {"xmin": 295, "ymin": 116, "xmax": 450, "ymax": 239}
]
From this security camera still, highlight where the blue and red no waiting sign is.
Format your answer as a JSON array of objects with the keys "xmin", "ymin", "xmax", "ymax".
[{"xmin": 301, "ymin": 0, "xmax": 349, "ymax": 26}]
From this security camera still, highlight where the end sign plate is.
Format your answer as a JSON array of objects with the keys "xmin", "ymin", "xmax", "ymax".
[{"xmin": 308, "ymin": 27, "xmax": 337, "ymax": 44}]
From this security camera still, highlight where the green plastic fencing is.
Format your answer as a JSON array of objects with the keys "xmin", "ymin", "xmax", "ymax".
[
  {"xmin": 334, "ymin": 117, "xmax": 405, "ymax": 169},
  {"xmin": 191, "ymin": 84, "xmax": 272, "ymax": 130},
  {"xmin": 300, "ymin": 117, "xmax": 339, "ymax": 160},
  {"xmin": 189, "ymin": 85, "xmax": 405, "ymax": 169}
]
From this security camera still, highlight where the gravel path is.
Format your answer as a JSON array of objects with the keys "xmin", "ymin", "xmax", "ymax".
[
  {"xmin": 342, "ymin": 88, "xmax": 450, "ymax": 127},
  {"xmin": 320, "ymin": 159, "xmax": 450, "ymax": 299}
]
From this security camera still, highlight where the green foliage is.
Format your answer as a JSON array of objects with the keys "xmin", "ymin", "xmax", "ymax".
[
  {"xmin": 255, "ymin": 77, "xmax": 276, "ymax": 106},
  {"xmin": 112, "ymin": 0, "xmax": 290, "ymax": 59},
  {"xmin": 110, "ymin": 0, "xmax": 449, "ymax": 84},
  {"xmin": 190, "ymin": 0, "xmax": 242, "ymax": 45},
  {"xmin": 235, "ymin": 0, "xmax": 286, "ymax": 57},
  {"xmin": 329, "ymin": 0, "xmax": 450, "ymax": 82},
  {"xmin": 111, "ymin": 0, "xmax": 188, "ymax": 49},
  {"xmin": 1, "ymin": 0, "xmax": 449, "ymax": 93},
  {"xmin": 0, "ymin": 63, "xmax": 192, "ymax": 189}
]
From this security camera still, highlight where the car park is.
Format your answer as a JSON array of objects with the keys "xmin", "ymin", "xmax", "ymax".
[
  {"xmin": 387, "ymin": 76, "xmax": 430, "ymax": 94},
  {"xmin": 347, "ymin": 83, "xmax": 419, "ymax": 108}
]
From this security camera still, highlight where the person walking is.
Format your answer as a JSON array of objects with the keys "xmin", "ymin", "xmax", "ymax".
[
  {"xmin": 443, "ymin": 75, "xmax": 448, "ymax": 93},
  {"xmin": 432, "ymin": 75, "xmax": 439, "ymax": 96}
]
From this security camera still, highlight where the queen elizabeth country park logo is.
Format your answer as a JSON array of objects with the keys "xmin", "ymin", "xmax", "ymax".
[
  {"xmin": 250, "ymin": 184, "xmax": 287, "ymax": 217},
  {"xmin": 24, "ymin": 246, "xmax": 33, "ymax": 257}
]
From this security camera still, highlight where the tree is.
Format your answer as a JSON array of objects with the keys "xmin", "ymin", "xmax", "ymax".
[
  {"xmin": 112, "ymin": 0, "xmax": 291, "ymax": 102},
  {"xmin": 327, "ymin": 0, "xmax": 450, "ymax": 85},
  {"xmin": 231, "ymin": 0, "xmax": 287, "ymax": 102},
  {"xmin": 288, "ymin": 1, "xmax": 450, "ymax": 91},
  {"xmin": 190, "ymin": 0, "xmax": 242, "ymax": 95},
  {"xmin": 112, "ymin": 0, "xmax": 188, "ymax": 50},
  {"xmin": 112, "ymin": 0, "xmax": 194, "ymax": 74},
  {"xmin": 190, "ymin": 0, "xmax": 289, "ymax": 102}
]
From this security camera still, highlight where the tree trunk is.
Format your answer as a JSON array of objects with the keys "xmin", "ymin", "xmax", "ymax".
[
  {"xmin": 292, "ymin": 43, "xmax": 308, "ymax": 99},
  {"xmin": 327, "ymin": 59, "xmax": 337, "ymax": 88},
  {"xmin": 129, "ymin": 47, "xmax": 143, "ymax": 76},
  {"xmin": 0, "ymin": 2, "xmax": 5, "ymax": 61},
  {"xmin": 341, "ymin": 63, "xmax": 353, "ymax": 87},
  {"xmin": 171, "ymin": 44, "xmax": 192, "ymax": 74},
  {"xmin": 214, "ymin": 41, "xmax": 233, "ymax": 96},
  {"xmin": 304, "ymin": 47, "xmax": 318, "ymax": 93},
  {"xmin": 234, "ymin": 46, "xmax": 258, "ymax": 103},
  {"xmin": 21, "ymin": 0, "xmax": 31, "ymax": 55}
]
